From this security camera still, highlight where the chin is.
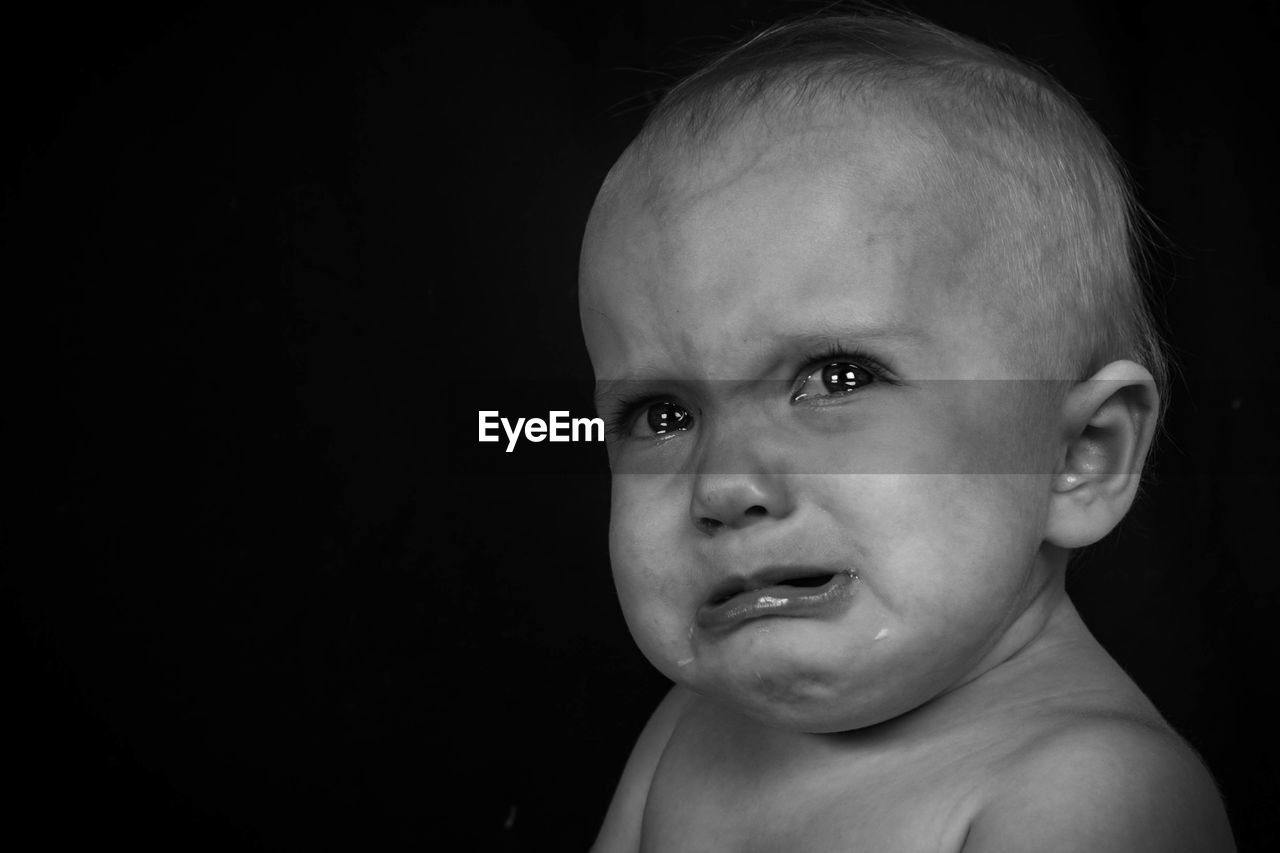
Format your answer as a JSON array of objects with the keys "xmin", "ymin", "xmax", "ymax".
[
  {"xmin": 689, "ymin": 666, "xmax": 876, "ymax": 733},
  {"xmin": 729, "ymin": 689, "xmax": 892, "ymax": 733},
  {"xmin": 691, "ymin": 655, "xmax": 952, "ymax": 734}
]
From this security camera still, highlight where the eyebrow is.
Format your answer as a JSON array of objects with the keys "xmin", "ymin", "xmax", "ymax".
[
  {"xmin": 593, "ymin": 369, "xmax": 674, "ymax": 417},
  {"xmin": 780, "ymin": 320, "xmax": 928, "ymax": 353},
  {"xmin": 591, "ymin": 319, "xmax": 927, "ymax": 413}
]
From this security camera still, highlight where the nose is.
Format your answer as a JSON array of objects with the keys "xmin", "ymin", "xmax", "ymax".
[{"xmin": 689, "ymin": 432, "xmax": 794, "ymax": 534}]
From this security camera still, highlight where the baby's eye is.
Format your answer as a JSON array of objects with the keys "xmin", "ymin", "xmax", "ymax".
[
  {"xmin": 642, "ymin": 400, "xmax": 694, "ymax": 435},
  {"xmin": 792, "ymin": 362, "xmax": 876, "ymax": 402},
  {"xmin": 608, "ymin": 398, "xmax": 695, "ymax": 439}
]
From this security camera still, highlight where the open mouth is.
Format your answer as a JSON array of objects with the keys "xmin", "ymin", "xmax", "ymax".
[
  {"xmin": 707, "ymin": 572, "xmax": 837, "ymax": 605},
  {"xmin": 698, "ymin": 569, "xmax": 857, "ymax": 630}
]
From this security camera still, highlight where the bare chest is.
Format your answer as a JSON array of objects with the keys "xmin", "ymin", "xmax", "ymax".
[{"xmin": 639, "ymin": 723, "xmax": 983, "ymax": 853}]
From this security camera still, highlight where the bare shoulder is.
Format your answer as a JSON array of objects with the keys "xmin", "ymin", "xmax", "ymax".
[
  {"xmin": 590, "ymin": 685, "xmax": 696, "ymax": 853},
  {"xmin": 964, "ymin": 712, "xmax": 1235, "ymax": 853}
]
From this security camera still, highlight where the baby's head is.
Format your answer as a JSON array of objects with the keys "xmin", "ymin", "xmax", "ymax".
[{"xmin": 579, "ymin": 14, "xmax": 1165, "ymax": 733}]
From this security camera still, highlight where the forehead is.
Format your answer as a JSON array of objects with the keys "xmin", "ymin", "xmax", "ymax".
[{"xmin": 579, "ymin": 113, "xmax": 990, "ymax": 379}]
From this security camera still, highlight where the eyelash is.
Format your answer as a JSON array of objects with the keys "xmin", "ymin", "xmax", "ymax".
[
  {"xmin": 793, "ymin": 344, "xmax": 892, "ymax": 399},
  {"xmin": 604, "ymin": 344, "xmax": 892, "ymax": 440},
  {"xmin": 604, "ymin": 394, "xmax": 666, "ymax": 441}
]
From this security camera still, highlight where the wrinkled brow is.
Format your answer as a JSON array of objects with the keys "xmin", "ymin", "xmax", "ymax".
[{"xmin": 590, "ymin": 320, "xmax": 929, "ymax": 414}]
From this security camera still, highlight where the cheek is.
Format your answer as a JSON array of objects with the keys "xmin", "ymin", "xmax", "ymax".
[
  {"xmin": 609, "ymin": 479, "xmax": 673, "ymax": 583},
  {"xmin": 954, "ymin": 383, "xmax": 1060, "ymax": 476},
  {"xmin": 863, "ymin": 474, "xmax": 1042, "ymax": 612},
  {"xmin": 607, "ymin": 478, "xmax": 691, "ymax": 650}
]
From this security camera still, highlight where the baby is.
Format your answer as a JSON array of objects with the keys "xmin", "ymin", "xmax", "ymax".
[{"xmin": 578, "ymin": 13, "xmax": 1234, "ymax": 853}]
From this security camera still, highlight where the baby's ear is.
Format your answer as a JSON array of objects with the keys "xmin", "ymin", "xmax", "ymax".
[{"xmin": 1044, "ymin": 360, "xmax": 1160, "ymax": 549}]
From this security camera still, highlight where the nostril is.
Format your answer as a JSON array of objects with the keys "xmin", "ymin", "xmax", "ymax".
[{"xmin": 696, "ymin": 504, "xmax": 771, "ymax": 533}]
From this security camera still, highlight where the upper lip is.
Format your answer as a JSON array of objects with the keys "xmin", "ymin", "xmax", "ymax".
[{"xmin": 704, "ymin": 565, "xmax": 847, "ymax": 606}]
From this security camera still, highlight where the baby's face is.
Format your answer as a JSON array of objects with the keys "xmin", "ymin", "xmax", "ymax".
[{"xmin": 579, "ymin": 116, "xmax": 1064, "ymax": 732}]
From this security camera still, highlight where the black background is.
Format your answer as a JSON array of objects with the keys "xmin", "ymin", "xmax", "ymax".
[{"xmin": 7, "ymin": 1, "xmax": 1278, "ymax": 849}]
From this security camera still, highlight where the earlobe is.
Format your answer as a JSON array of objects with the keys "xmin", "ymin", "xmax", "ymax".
[{"xmin": 1044, "ymin": 360, "xmax": 1159, "ymax": 549}]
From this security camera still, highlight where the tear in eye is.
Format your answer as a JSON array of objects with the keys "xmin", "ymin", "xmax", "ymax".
[
  {"xmin": 793, "ymin": 362, "xmax": 875, "ymax": 401},
  {"xmin": 647, "ymin": 401, "xmax": 693, "ymax": 435}
]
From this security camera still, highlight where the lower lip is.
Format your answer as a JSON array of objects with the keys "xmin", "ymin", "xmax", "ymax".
[{"xmin": 696, "ymin": 572, "xmax": 857, "ymax": 631}]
